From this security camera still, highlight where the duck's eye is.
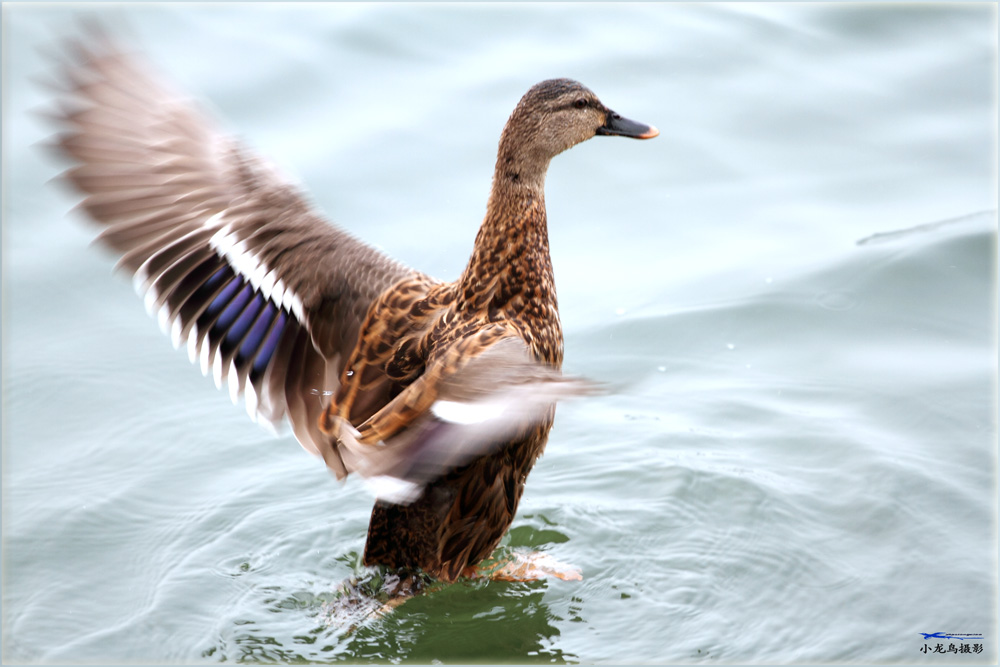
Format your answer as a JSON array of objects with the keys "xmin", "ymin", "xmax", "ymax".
[{"xmin": 573, "ymin": 98, "xmax": 587, "ymax": 110}]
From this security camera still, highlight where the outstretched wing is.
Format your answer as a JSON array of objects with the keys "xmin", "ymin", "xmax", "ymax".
[{"xmin": 51, "ymin": 38, "xmax": 415, "ymax": 472}]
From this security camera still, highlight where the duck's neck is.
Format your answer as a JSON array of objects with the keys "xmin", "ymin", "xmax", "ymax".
[{"xmin": 456, "ymin": 152, "xmax": 563, "ymax": 364}]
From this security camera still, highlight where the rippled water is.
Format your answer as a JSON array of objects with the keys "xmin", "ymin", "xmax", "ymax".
[{"xmin": 4, "ymin": 3, "xmax": 997, "ymax": 664}]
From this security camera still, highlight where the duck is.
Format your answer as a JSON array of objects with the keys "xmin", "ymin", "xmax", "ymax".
[{"xmin": 52, "ymin": 38, "xmax": 658, "ymax": 583}]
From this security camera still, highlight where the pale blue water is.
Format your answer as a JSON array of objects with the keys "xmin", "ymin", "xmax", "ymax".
[{"xmin": 3, "ymin": 3, "xmax": 997, "ymax": 664}]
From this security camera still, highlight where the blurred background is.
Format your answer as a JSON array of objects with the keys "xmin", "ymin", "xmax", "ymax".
[{"xmin": 3, "ymin": 3, "xmax": 996, "ymax": 664}]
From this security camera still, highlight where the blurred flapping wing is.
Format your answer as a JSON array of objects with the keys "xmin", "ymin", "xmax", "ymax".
[{"xmin": 337, "ymin": 337, "xmax": 602, "ymax": 503}]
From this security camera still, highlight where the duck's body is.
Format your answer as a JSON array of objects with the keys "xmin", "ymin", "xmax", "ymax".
[
  {"xmin": 54, "ymin": 43, "xmax": 656, "ymax": 582},
  {"xmin": 346, "ymin": 166, "xmax": 563, "ymax": 580}
]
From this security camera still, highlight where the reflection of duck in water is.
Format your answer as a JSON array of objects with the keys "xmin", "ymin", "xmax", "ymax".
[{"xmin": 53, "ymin": 37, "xmax": 657, "ymax": 584}]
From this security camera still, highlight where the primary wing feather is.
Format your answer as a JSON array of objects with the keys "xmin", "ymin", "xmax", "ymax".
[{"xmin": 53, "ymin": 40, "xmax": 415, "ymax": 474}]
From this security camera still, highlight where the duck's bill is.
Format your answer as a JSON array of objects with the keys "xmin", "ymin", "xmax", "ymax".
[{"xmin": 596, "ymin": 111, "xmax": 659, "ymax": 139}]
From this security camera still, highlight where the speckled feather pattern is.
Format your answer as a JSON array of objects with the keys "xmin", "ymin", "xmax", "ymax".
[{"xmin": 327, "ymin": 191, "xmax": 563, "ymax": 578}]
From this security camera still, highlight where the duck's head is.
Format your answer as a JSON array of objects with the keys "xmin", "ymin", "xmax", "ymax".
[{"xmin": 497, "ymin": 78, "xmax": 658, "ymax": 186}]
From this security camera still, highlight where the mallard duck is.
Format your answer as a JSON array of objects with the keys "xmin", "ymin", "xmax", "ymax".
[{"xmin": 52, "ymin": 39, "xmax": 658, "ymax": 583}]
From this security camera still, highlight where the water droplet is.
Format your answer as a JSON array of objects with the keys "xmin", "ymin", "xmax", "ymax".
[
  {"xmin": 726, "ymin": 343, "xmax": 735, "ymax": 350},
  {"xmin": 615, "ymin": 307, "xmax": 626, "ymax": 316},
  {"xmin": 346, "ymin": 370, "xmax": 354, "ymax": 377},
  {"xmin": 657, "ymin": 366, "xmax": 666, "ymax": 372}
]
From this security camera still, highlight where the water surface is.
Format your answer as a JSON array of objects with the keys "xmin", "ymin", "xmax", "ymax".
[{"xmin": 3, "ymin": 3, "xmax": 997, "ymax": 664}]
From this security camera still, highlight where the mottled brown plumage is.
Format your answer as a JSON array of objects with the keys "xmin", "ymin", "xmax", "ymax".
[{"xmin": 51, "ymin": 39, "xmax": 657, "ymax": 583}]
